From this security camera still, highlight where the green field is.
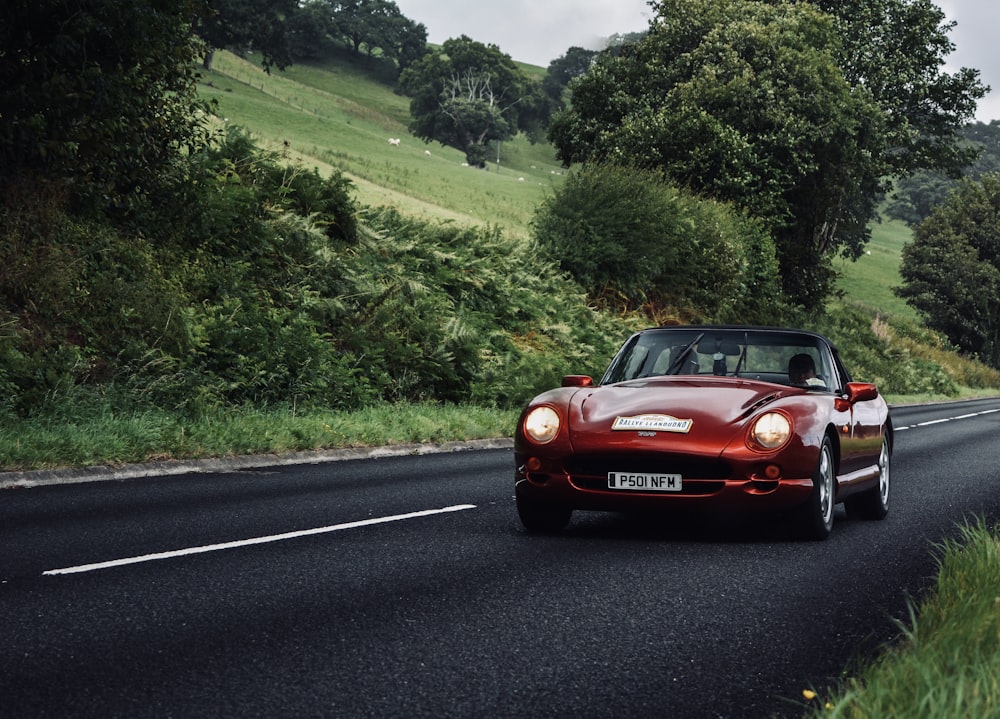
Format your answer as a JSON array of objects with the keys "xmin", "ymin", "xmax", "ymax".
[
  {"xmin": 201, "ymin": 51, "xmax": 564, "ymax": 236},
  {"xmin": 834, "ymin": 216, "xmax": 917, "ymax": 322}
]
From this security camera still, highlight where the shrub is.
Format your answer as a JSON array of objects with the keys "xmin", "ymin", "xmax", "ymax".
[{"xmin": 531, "ymin": 162, "xmax": 782, "ymax": 322}]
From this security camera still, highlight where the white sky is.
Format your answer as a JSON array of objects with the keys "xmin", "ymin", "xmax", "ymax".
[{"xmin": 393, "ymin": 0, "xmax": 998, "ymax": 122}]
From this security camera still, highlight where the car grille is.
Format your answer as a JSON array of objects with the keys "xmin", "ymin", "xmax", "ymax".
[{"xmin": 565, "ymin": 452, "xmax": 730, "ymax": 495}]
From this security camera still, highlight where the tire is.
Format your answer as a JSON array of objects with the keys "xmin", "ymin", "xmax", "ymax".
[
  {"xmin": 516, "ymin": 494, "xmax": 572, "ymax": 533},
  {"xmin": 796, "ymin": 437, "xmax": 835, "ymax": 540},
  {"xmin": 846, "ymin": 436, "xmax": 890, "ymax": 521}
]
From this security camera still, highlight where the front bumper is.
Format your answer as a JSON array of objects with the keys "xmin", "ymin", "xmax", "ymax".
[{"xmin": 514, "ymin": 450, "xmax": 815, "ymax": 513}]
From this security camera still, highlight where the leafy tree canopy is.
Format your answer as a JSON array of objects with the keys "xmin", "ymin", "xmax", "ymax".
[
  {"xmin": 195, "ymin": 0, "xmax": 298, "ymax": 72},
  {"xmin": 798, "ymin": 0, "xmax": 987, "ymax": 178},
  {"xmin": 896, "ymin": 174, "xmax": 1000, "ymax": 369},
  {"xmin": 399, "ymin": 36, "xmax": 548, "ymax": 166},
  {"xmin": 1, "ymin": 0, "xmax": 213, "ymax": 206},
  {"xmin": 543, "ymin": 47, "xmax": 598, "ymax": 106},
  {"xmin": 531, "ymin": 163, "xmax": 781, "ymax": 323},
  {"xmin": 286, "ymin": 0, "xmax": 426, "ymax": 75}
]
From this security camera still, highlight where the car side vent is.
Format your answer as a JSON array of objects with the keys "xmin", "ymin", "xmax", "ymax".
[{"xmin": 739, "ymin": 393, "xmax": 779, "ymax": 419}]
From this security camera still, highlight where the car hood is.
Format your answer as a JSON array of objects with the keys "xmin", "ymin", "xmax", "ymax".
[{"xmin": 569, "ymin": 377, "xmax": 795, "ymax": 452}]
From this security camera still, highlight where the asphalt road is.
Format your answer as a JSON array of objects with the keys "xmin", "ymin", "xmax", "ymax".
[{"xmin": 2, "ymin": 398, "xmax": 1000, "ymax": 719}]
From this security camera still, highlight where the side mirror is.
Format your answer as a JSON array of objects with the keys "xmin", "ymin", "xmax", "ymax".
[
  {"xmin": 836, "ymin": 382, "xmax": 879, "ymax": 410},
  {"xmin": 562, "ymin": 375, "xmax": 594, "ymax": 387}
]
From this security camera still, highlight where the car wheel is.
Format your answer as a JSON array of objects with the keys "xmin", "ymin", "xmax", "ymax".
[
  {"xmin": 846, "ymin": 436, "xmax": 890, "ymax": 521},
  {"xmin": 797, "ymin": 437, "xmax": 835, "ymax": 540},
  {"xmin": 516, "ymin": 495, "xmax": 571, "ymax": 533}
]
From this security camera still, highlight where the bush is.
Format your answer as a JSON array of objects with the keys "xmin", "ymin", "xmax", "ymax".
[{"xmin": 531, "ymin": 162, "xmax": 782, "ymax": 323}]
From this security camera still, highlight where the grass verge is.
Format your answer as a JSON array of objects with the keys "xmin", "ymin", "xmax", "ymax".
[
  {"xmin": 802, "ymin": 519, "xmax": 1000, "ymax": 718},
  {"xmin": 0, "ymin": 403, "xmax": 520, "ymax": 472}
]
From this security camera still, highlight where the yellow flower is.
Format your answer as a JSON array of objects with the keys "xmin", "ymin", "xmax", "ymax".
[{"xmin": 802, "ymin": 689, "xmax": 818, "ymax": 701}]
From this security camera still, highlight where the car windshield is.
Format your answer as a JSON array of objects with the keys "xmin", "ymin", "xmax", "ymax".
[{"xmin": 601, "ymin": 328, "xmax": 836, "ymax": 390}]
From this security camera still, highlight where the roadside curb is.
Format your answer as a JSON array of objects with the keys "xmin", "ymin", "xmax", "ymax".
[{"xmin": 0, "ymin": 438, "xmax": 514, "ymax": 490}]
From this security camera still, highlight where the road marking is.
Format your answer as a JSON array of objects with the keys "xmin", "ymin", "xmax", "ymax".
[
  {"xmin": 43, "ymin": 504, "xmax": 476, "ymax": 576},
  {"xmin": 895, "ymin": 407, "xmax": 1000, "ymax": 431}
]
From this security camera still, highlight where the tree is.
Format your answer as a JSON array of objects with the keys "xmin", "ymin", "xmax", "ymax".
[
  {"xmin": 896, "ymin": 174, "xmax": 1000, "ymax": 368},
  {"xmin": 399, "ymin": 36, "xmax": 547, "ymax": 166},
  {"xmin": 549, "ymin": 0, "xmax": 886, "ymax": 308},
  {"xmin": 1, "ymin": 0, "xmax": 212, "ymax": 205},
  {"xmin": 195, "ymin": 0, "xmax": 298, "ymax": 72},
  {"xmin": 392, "ymin": 17, "xmax": 428, "ymax": 76},
  {"xmin": 286, "ymin": 0, "xmax": 425, "ymax": 76},
  {"xmin": 886, "ymin": 121, "xmax": 1000, "ymax": 226},
  {"xmin": 543, "ymin": 47, "xmax": 598, "ymax": 106},
  {"xmin": 287, "ymin": 0, "xmax": 339, "ymax": 62},
  {"xmin": 795, "ymin": 0, "xmax": 987, "ymax": 178},
  {"xmin": 331, "ymin": 0, "xmax": 424, "ymax": 66}
]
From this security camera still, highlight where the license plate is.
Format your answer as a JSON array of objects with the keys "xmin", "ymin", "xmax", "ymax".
[{"xmin": 608, "ymin": 472, "xmax": 682, "ymax": 492}]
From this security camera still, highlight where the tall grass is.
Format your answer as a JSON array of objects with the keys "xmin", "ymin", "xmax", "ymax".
[{"xmin": 803, "ymin": 520, "xmax": 1000, "ymax": 718}]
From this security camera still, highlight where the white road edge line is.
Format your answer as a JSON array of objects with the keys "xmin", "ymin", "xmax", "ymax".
[{"xmin": 43, "ymin": 504, "xmax": 477, "ymax": 576}]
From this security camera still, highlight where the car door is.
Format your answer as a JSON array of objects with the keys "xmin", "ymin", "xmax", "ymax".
[{"xmin": 830, "ymin": 348, "xmax": 885, "ymax": 477}]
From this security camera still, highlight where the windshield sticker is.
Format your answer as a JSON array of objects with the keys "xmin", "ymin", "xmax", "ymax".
[{"xmin": 612, "ymin": 414, "xmax": 693, "ymax": 434}]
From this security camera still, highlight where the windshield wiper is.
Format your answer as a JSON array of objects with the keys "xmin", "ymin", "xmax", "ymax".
[
  {"xmin": 664, "ymin": 332, "xmax": 705, "ymax": 375},
  {"xmin": 732, "ymin": 332, "xmax": 748, "ymax": 376}
]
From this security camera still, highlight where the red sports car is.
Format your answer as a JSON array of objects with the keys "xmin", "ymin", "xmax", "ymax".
[{"xmin": 514, "ymin": 326, "xmax": 892, "ymax": 539}]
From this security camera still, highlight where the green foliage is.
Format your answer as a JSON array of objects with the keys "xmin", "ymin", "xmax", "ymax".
[
  {"xmin": 549, "ymin": 0, "xmax": 985, "ymax": 310},
  {"xmin": 351, "ymin": 209, "xmax": 629, "ymax": 407},
  {"xmin": 549, "ymin": 0, "xmax": 886, "ymax": 309},
  {"xmin": 0, "ymin": 0, "xmax": 213, "ymax": 208},
  {"xmin": 398, "ymin": 36, "xmax": 549, "ymax": 166},
  {"xmin": 0, "ymin": 180, "xmax": 185, "ymax": 413},
  {"xmin": 896, "ymin": 174, "xmax": 1000, "ymax": 369},
  {"xmin": 196, "ymin": 0, "xmax": 298, "ymax": 72},
  {"xmin": 283, "ymin": 0, "xmax": 429, "ymax": 76},
  {"xmin": 804, "ymin": 0, "xmax": 986, "ymax": 179},
  {"xmin": 0, "ymin": 119, "xmax": 631, "ymax": 416},
  {"xmin": 885, "ymin": 120, "xmax": 1000, "ymax": 226},
  {"xmin": 806, "ymin": 304, "xmax": 964, "ymax": 396},
  {"xmin": 531, "ymin": 163, "xmax": 781, "ymax": 323},
  {"xmin": 543, "ymin": 47, "xmax": 599, "ymax": 108}
]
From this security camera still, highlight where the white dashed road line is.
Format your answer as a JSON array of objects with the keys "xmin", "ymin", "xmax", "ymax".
[
  {"xmin": 894, "ymin": 408, "xmax": 1000, "ymax": 431},
  {"xmin": 43, "ymin": 504, "xmax": 477, "ymax": 576}
]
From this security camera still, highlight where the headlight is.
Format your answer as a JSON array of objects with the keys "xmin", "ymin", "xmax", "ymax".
[
  {"xmin": 523, "ymin": 406, "xmax": 560, "ymax": 444},
  {"xmin": 750, "ymin": 412, "xmax": 791, "ymax": 449}
]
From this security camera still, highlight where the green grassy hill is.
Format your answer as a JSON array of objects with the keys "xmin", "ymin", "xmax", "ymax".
[
  {"xmin": 834, "ymin": 216, "xmax": 917, "ymax": 322},
  {"xmin": 200, "ymin": 51, "xmax": 565, "ymax": 236}
]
